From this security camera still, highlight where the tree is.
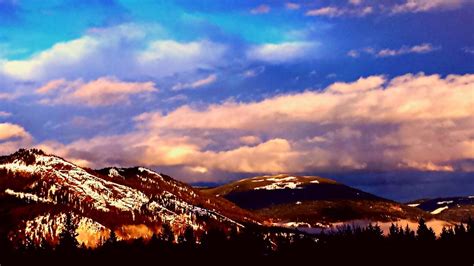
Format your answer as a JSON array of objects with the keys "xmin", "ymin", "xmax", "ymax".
[
  {"xmin": 106, "ymin": 229, "xmax": 118, "ymax": 246},
  {"xmin": 440, "ymin": 226, "xmax": 455, "ymax": 241},
  {"xmin": 182, "ymin": 226, "xmax": 195, "ymax": 246},
  {"xmin": 388, "ymin": 223, "xmax": 403, "ymax": 241},
  {"xmin": 403, "ymin": 224, "xmax": 415, "ymax": 240},
  {"xmin": 416, "ymin": 218, "xmax": 436, "ymax": 241},
  {"xmin": 160, "ymin": 223, "xmax": 175, "ymax": 244},
  {"xmin": 57, "ymin": 212, "xmax": 79, "ymax": 251}
]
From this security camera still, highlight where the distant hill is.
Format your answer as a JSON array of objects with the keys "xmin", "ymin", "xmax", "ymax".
[
  {"xmin": 406, "ymin": 196, "xmax": 474, "ymax": 222},
  {"xmin": 202, "ymin": 174, "xmax": 430, "ymax": 227}
]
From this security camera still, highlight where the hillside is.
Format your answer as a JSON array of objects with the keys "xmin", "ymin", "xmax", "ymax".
[
  {"xmin": 407, "ymin": 196, "xmax": 474, "ymax": 222},
  {"xmin": 202, "ymin": 174, "xmax": 430, "ymax": 227},
  {"xmin": 0, "ymin": 149, "xmax": 258, "ymax": 247}
]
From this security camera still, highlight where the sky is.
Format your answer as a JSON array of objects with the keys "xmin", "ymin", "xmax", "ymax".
[{"xmin": 0, "ymin": 0, "xmax": 473, "ymax": 201}]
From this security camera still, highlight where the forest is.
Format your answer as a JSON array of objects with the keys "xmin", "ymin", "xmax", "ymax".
[{"xmin": 1, "ymin": 213, "xmax": 473, "ymax": 266}]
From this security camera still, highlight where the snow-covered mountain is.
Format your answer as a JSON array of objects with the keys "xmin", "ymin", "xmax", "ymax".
[
  {"xmin": 0, "ymin": 149, "xmax": 258, "ymax": 247},
  {"xmin": 202, "ymin": 174, "xmax": 430, "ymax": 228}
]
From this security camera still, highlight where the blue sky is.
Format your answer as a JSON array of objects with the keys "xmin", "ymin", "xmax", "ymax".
[{"xmin": 0, "ymin": 0, "xmax": 473, "ymax": 200}]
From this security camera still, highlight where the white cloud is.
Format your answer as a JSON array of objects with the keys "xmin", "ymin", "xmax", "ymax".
[
  {"xmin": 392, "ymin": 0, "xmax": 466, "ymax": 13},
  {"xmin": 306, "ymin": 6, "xmax": 373, "ymax": 17},
  {"xmin": 306, "ymin": 6, "xmax": 343, "ymax": 17},
  {"xmin": 137, "ymin": 40, "xmax": 227, "ymax": 77},
  {"xmin": 348, "ymin": 43, "xmax": 439, "ymax": 58},
  {"xmin": 0, "ymin": 24, "xmax": 227, "ymax": 83},
  {"xmin": 377, "ymin": 43, "xmax": 439, "ymax": 57},
  {"xmin": 247, "ymin": 42, "xmax": 318, "ymax": 64},
  {"xmin": 1, "ymin": 37, "xmax": 98, "ymax": 80},
  {"xmin": 172, "ymin": 74, "xmax": 217, "ymax": 91},
  {"xmin": 305, "ymin": 1, "xmax": 469, "ymax": 18}
]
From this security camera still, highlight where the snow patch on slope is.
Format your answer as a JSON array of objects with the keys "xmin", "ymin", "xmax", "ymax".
[
  {"xmin": 431, "ymin": 206, "xmax": 449, "ymax": 214},
  {"xmin": 437, "ymin": 200, "xmax": 453, "ymax": 205},
  {"xmin": 4, "ymin": 189, "xmax": 53, "ymax": 204},
  {"xmin": 254, "ymin": 181, "xmax": 302, "ymax": 190},
  {"xmin": 21, "ymin": 212, "xmax": 109, "ymax": 248},
  {"xmin": 1, "ymin": 153, "xmax": 150, "ymax": 213}
]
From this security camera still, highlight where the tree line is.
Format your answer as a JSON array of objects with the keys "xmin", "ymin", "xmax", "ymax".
[{"xmin": 1, "ymin": 214, "xmax": 473, "ymax": 265}]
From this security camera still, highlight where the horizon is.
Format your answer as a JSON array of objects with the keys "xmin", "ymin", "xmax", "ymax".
[{"xmin": 0, "ymin": 0, "xmax": 473, "ymax": 202}]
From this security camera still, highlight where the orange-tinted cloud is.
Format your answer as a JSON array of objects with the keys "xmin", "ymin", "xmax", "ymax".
[
  {"xmin": 36, "ymin": 77, "xmax": 158, "ymax": 106},
  {"xmin": 34, "ymin": 73, "xmax": 474, "ymax": 180},
  {"xmin": 0, "ymin": 123, "xmax": 33, "ymax": 154}
]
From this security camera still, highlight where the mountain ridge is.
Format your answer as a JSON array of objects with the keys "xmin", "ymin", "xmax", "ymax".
[
  {"xmin": 1, "ymin": 148, "xmax": 471, "ymax": 248},
  {"xmin": 202, "ymin": 173, "xmax": 432, "ymax": 226},
  {"xmin": 0, "ymin": 148, "xmax": 256, "ymax": 247}
]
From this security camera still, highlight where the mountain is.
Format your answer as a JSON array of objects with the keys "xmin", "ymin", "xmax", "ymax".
[
  {"xmin": 202, "ymin": 174, "xmax": 429, "ymax": 227},
  {"xmin": 407, "ymin": 196, "xmax": 474, "ymax": 222},
  {"xmin": 0, "ymin": 149, "xmax": 258, "ymax": 248}
]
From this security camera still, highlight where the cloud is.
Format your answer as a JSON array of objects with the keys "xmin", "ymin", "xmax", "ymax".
[
  {"xmin": 463, "ymin": 47, "xmax": 474, "ymax": 55},
  {"xmin": 137, "ymin": 40, "xmax": 227, "ymax": 76},
  {"xmin": 391, "ymin": 0, "xmax": 467, "ymax": 13},
  {"xmin": 376, "ymin": 43, "xmax": 439, "ymax": 57},
  {"xmin": 0, "ymin": 123, "xmax": 29, "ymax": 141},
  {"xmin": 305, "ymin": 1, "xmax": 469, "ymax": 18},
  {"xmin": 250, "ymin": 5, "xmax": 270, "ymax": 14},
  {"xmin": 0, "ymin": 93, "xmax": 16, "ymax": 100},
  {"xmin": 349, "ymin": 0, "xmax": 363, "ymax": 5},
  {"xmin": 30, "ymin": 73, "xmax": 474, "ymax": 181},
  {"xmin": 0, "ymin": 111, "xmax": 12, "ymax": 117},
  {"xmin": 36, "ymin": 77, "xmax": 158, "ymax": 107},
  {"xmin": 0, "ymin": 24, "xmax": 227, "ymax": 83},
  {"xmin": 0, "ymin": 123, "xmax": 33, "ymax": 154},
  {"xmin": 348, "ymin": 43, "xmax": 439, "ymax": 58},
  {"xmin": 1, "ymin": 37, "xmax": 98, "ymax": 80},
  {"xmin": 285, "ymin": 3, "xmax": 301, "ymax": 10},
  {"xmin": 326, "ymin": 76, "xmax": 385, "ymax": 94},
  {"xmin": 242, "ymin": 66, "xmax": 265, "ymax": 78},
  {"xmin": 306, "ymin": 6, "xmax": 373, "ymax": 17},
  {"xmin": 347, "ymin": 50, "xmax": 361, "ymax": 58},
  {"xmin": 398, "ymin": 160, "xmax": 454, "ymax": 172},
  {"xmin": 247, "ymin": 42, "xmax": 318, "ymax": 64},
  {"xmin": 306, "ymin": 7, "xmax": 344, "ymax": 17},
  {"xmin": 239, "ymin": 135, "xmax": 262, "ymax": 145},
  {"xmin": 172, "ymin": 74, "xmax": 217, "ymax": 91}
]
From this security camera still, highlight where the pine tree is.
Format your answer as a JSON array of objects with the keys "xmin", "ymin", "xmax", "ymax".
[
  {"xmin": 182, "ymin": 226, "xmax": 195, "ymax": 246},
  {"xmin": 416, "ymin": 218, "xmax": 436, "ymax": 241},
  {"xmin": 160, "ymin": 223, "xmax": 175, "ymax": 244},
  {"xmin": 440, "ymin": 226, "xmax": 455, "ymax": 241},
  {"xmin": 106, "ymin": 229, "xmax": 118, "ymax": 246},
  {"xmin": 404, "ymin": 224, "xmax": 415, "ymax": 240},
  {"xmin": 388, "ymin": 223, "xmax": 401, "ymax": 241},
  {"xmin": 57, "ymin": 212, "xmax": 79, "ymax": 251}
]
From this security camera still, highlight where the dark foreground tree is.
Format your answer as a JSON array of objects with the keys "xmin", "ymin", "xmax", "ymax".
[
  {"xmin": 57, "ymin": 212, "xmax": 79, "ymax": 251},
  {"xmin": 416, "ymin": 218, "xmax": 436, "ymax": 241}
]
